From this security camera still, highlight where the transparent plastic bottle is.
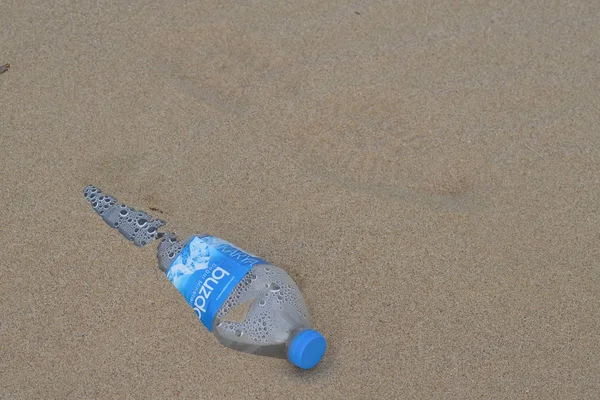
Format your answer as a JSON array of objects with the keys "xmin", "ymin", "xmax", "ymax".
[{"xmin": 83, "ymin": 185, "xmax": 326, "ymax": 370}]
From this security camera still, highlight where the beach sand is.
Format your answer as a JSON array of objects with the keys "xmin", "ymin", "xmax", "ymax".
[{"xmin": 1, "ymin": 1, "xmax": 599, "ymax": 398}]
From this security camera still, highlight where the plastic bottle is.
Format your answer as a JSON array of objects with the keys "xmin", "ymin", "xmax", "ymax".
[{"xmin": 83, "ymin": 185, "xmax": 326, "ymax": 370}]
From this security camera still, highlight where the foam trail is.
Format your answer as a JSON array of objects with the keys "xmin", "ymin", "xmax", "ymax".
[{"xmin": 83, "ymin": 185, "xmax": 167, "ymax": 247}]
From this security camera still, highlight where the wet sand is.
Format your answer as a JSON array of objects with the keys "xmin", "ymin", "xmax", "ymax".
[{"xmin": 1, "ymin": 1, "xmax": 599, "ymax": 398}]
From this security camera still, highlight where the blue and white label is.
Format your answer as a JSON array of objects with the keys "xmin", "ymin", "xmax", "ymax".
[{"xmin": 166, "ymin": 235, "xmax": 266, "ymax": 331}]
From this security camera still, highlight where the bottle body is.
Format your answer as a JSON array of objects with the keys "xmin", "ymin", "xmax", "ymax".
[
  {"xmin": 213, "ymin": 263, "xmax": 312, "ymax": 360},
  {"xmin": 158, "ymin": 234, "xmax": 325, "ymax": 369}
]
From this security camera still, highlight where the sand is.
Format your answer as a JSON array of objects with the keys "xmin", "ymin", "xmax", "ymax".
[{"xmin": 1, "ymin": 1, "xmax": 599, "ymax": 398}]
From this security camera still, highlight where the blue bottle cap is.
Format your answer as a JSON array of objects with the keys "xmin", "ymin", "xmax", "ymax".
[{"xmin": 287, "ymin": 329, "xmax": 326, "ymax": 370}]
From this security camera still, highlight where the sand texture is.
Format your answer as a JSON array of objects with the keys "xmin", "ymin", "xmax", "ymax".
[{"xmin": 1, "ymin": 1, "xmax": 599, "ymax": 398}]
